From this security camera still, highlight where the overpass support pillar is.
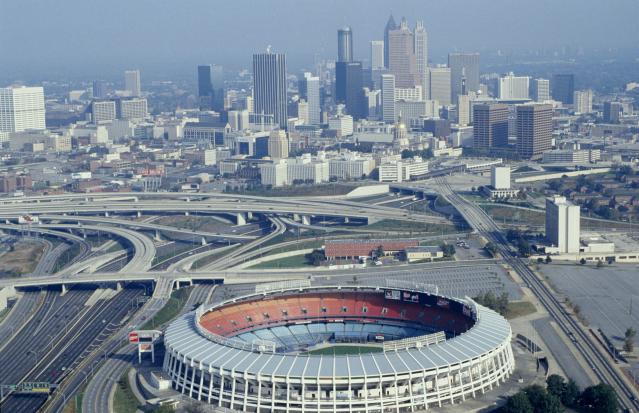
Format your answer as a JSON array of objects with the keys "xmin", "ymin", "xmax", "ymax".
[
  {"xmin": 344, "ymin": 217, "xmax": 350, "ymax": 224},
  {"xmin": 292, "ymin": 213, "xmax": 301, "ymax": 222},
  {"xmin": 184, "ymin": 211, "xmax": 190, "ymax": 216},
  {"xmin": 104, "ymin": 211, "xmax": 109, "ymax": 217},
  {"xmin": 154, "ymin": 230, "xmax": 162, "ymax": 242},
  {"xmin": 235, "ymin": 212, "xmax": 247, "ymax": 226},
  {"xmin": 367, "ymin": 216, "xmax": 381, "ymax": 225},
  {"xmin": 136, "ymin": 211, "xmax": 142, "ymax": 218},
  {"xmin": 201, "ymin": 237, "xmax": 207, "ymax": 246},
  {"xmin": 82, "ymin": 229, "xmax": 87, "ymax": 239},
  {"xmin": 116, "ymin": 282, "xmax": 122, "ymax": 291},
  {"xmin": 61, "ymin": 284, "xmax": 67, "ymax": 295},
  {"xmin": 301, "ymin": 215, "xmax": 311, "ymax": 226},
  {"xmin": 247, "ymin": 211, "xmax": 253, "ymax": 221}
]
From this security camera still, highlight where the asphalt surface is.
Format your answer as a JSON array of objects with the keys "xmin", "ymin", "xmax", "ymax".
[
  {"xmin": 0, "ymin": 291, "xmax": 43, "ymax": 349},
  {"xmin": 0, "ymin": 287, "xmax": 144, "ymax": 413}
]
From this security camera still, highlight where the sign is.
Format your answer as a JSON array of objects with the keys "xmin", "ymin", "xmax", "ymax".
[
  {"xmin": 384, "ymin": 290, "xmax": 401, "ymax": 300},
  {"xmin": 436, "ymin": 298, "xmax": 450, "ymax": 308},
  {"xmin": 128, "ymin": 331, "xmax": 139, "ymax": 343},
  {"xmin": 18, "ymin": 215, "xmax": 39, "ymax": 224}
]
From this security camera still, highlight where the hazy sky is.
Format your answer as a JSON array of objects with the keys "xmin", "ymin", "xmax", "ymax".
[{"xmin": 1, "ymin": 0, "xmax": 638, "ymax": 80}]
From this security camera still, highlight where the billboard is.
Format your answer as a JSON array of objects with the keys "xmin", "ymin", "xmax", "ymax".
[
  {"xmin": 384, "ymin": 290, "xmax": 401, "ymax": 300},
  {"xmin": 18, "ymin": 215, "xmax": 39, "ymax": 224}
]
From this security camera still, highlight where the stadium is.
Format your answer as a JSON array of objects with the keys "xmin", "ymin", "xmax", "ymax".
[{"xmin": 163, "ymin": 284, "xmax": 515, "ymax": 412}]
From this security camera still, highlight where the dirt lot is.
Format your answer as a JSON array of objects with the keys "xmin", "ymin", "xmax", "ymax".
[{"xmin": 0, "ymin": 240, "xmax": 46, "ymax": 276}]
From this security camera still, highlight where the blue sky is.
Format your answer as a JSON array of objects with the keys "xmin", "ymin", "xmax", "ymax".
[{"xmin": 1, "ymin": 0, "xmax": 638, "ymax": 79}]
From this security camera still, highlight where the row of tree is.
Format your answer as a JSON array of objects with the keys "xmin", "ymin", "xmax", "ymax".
[
  {"xmin": 502, "ymin": 375, "xmax": 618, "ymax": 413},
  {"xmin": 473, "ymin": 291, "xmax": 509, "ymax": 316}
]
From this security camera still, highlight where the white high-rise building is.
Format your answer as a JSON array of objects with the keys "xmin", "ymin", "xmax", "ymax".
[
  {"xmin": 253, "ymin": 51, "xmax": 288, "ymax": 129},
  {"xmin": 0, "ymin": 86, "xmax": 46, "ymax": 134},
  {"xmin": 573, "ymin": 90, "xmax": 593, "ymax": 114},
  {"xmin": 301, "ymin": 73, "xmax": 320, "ymax": 125},
  {"xmin": 381, "ymin": 74, "xmax": 396, "ymax": 124},
  {"xmin": 426, "ymin": 67, "xmax": 451, "ymax": 106},
  {"xmin": 530, "ymin": 78, "xmax": 550, "ymax": 102},
  {"xmin": 370, "ymin": 41, "xmax": 385, "ymax": 70},
  {"xmin": 92, "ymin": 100, "xmax": 117, "ymax": 123},
  {"xmin": 414, "ymin": 21, "xmax": 428, "ymax": 78},
  {"xmin": 117, "ymin": 98, "xmax": 148, "ymax": 120},
  {"xmin": 491, "ymin": 166, "xmax": 511, "ymax": 189},
  {"xmin": 498, "ymin": 74, "xmax": 530, "ymax": 100},
  {"xmin": 457, "ymin": 94, "xmax": 470, "ymax": 126},
  {"xmin": 546, "ymin": 196, "xmax": 580, "ymax": 254},
  {"xmin": 124, "ymin": 70, "xmax": 141, "ymax": 97}
]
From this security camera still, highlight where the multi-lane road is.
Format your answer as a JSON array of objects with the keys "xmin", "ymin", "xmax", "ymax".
[{"xmin": 436, "ymin": 177, "xmax": 639, "ymax": 412}]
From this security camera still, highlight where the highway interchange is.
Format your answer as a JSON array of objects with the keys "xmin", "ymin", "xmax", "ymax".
[{"xmin": 0, "ymin": 180, "xmax": 637, "ymax": 412}]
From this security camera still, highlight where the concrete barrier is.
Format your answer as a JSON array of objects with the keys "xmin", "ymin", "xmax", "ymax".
[{"xmin": 233, "ymin": 248, "xmax": 315, "ymax": 270}]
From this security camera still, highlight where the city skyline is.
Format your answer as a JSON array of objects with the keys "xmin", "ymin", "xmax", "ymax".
[{"xmin": 1, "ymin": 0, "xmax": 638, "ymax": 80}]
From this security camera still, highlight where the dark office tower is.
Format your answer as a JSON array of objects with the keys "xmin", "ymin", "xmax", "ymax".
[
  {"xmin": 516, "ymin": 104, "xmax": 553, "ymax": 160},
  {"xmin": 603, "ymin": 101, "xmax": 623, "ymax": 123},
  {"xmin": 335, "ymin": 61, "xmax": 365, "ymax": 120},
  {"xmin": 448, "ymin": 53, "xmax": 480, "ymax": 104},
  {"xmin": 92, "ymin": 80, "xmax": 106, "ymax": 99},
  {"xmin": 552, "ymin": 74, "xmax": 575, "ymax": 104},
  {"xmin": 253, "ymin": 50, "xmax": 288, "ymax": 129},
  {"xmin": 198, "ymin": 65, "xmax": 214, "ymax": 110},
  {"xmin": 473, "ymin": 104, "xmax": 509, "ymax": 149},
  {"xmin": 337, "ymin": 27, "xmax": 353, "ymax": 63},
  {"xmin": 383, "ymin": 14, "xmax": 397, "ymax": 69}
]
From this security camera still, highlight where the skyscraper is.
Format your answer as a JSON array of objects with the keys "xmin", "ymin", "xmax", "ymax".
[
  {"xmin": 383, "ymin": 14, "xmax": 397, "ymax": 69},
  {"xmin": 414, "ymin": 21, "xmax": 428, "ymax": 78},
  {"xmin": 473, "ymin": 103, "xmax": 509, "ymax": 149},
  {"xmin": 337, "ymin": 27, "xmax": 353, "ymax": 63},
  {"xmin": 426, "ymin": 67, "xmax": 451, "ymax": 106},
  {"xmin": 370, "ymin": 41, "xmax": 384, "ymax": 70},
  {"xmin": 198, "ymin": 65, "xmax": 214, "ymax": 110},
  {"xmin": 0, "ymin": 86, "xmax": 46, "ymax": 133},
  {"xmin": 388, "ymin": 18, "xmax": 419, "ymax": 88},
  {"xmin": 117, "ymin": 98, "xmax": 148, "ymax": 120},
  {"xmin": 253, "ymin": 50, "xmax": 288, "ymax": 129},
  {"xmin": 448, "ymin": 53, "xmax": 480, "ymax": 104},
  {"xmin": 516, "ymin": 104, "xmax": 553, "ymax": 160},
  {"xmin": 530, "ymin": 78, "xmax": 550, "ymax": 102},
  {"xmin": 552, "ymin": 74, "xmax": 575, "ymax": 104},
  {"xmin": 335, "ymin": 62, "xmax": 365, "ymax": 120},
  {"xmin": 381, "ymin": 74, "xmax": 396, "ymax": 123},
  {"xmin": 211, "ymin": 64, "xmax": 225, "ymax": 112},
  {"xmin": 92, "ymin": 100, "xmax": 116, "ymax": 122},
  {"xmin": 298, "ymin": 72, "xmax": 320, "ymax": 125},
  {"xmin": 124, "ymin": 70, "xmax": 141, "ymax": 97},
  {"xmin": 92, "ymin": 80, "xmax": 106, "ymax": 99},
  {"xmin": 603, "ymin": 101, "xmax": 623, "ymax": 123}
]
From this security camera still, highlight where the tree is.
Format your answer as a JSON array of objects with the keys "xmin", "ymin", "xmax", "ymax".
[
  {"xmin": 545, "ymin": 255, "xmax": 552, "ymax": 264},
  {"xmin": 623, "ymin": 327, "xmax": 636, "ymax": 352},
  {"xmin": 154, "ymin": 406, "xmax": 176, "ymax": 413},
  {"xmin": 441, "ymin": 243, "xmax": 456, "ymax": 257},
  {"xmin": 579, "ymin": 383, "xmax": 618, "ymax": 413},
  {"xmin": 523, "ymin": 384, "xmax": 563, "ymax": 413},
  {"xmin": 580, "ymin": 258, "xmax": 587, "ymax": 265},
  {"xmin": 596, "ymin": 260, "xmax": 604, "ymax": 268},
  {"xmin": 484, "ymin": 242, "xmax": 498, "ymax": 257},
  {"xmin": 546, "ymin": 374, "xmax": 566, "ymax": 399},
  {"xmin": 563, "ymin": 378, "xmax": 581, "ymax": 407},
  {"xmin": 504, "ymin": 391, "xmax": 534, "ymax": 413},
  {"xmin": 374, "ymin": 245, "xmax": 385, "ymax": 258},
  {"xmin": 305, "ymin": 249, "xmax": 325, "ymax": 266},
  {"xmin": 183, "ymin": 402, "xmax": 206, "ymax": 413}
]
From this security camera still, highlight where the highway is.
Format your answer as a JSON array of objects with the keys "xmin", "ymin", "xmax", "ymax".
[
  {"xmin": 436, "ymin": 177, "xmax": 639, "ymax": 411},
  {"xmin": 0, "ymin": 192, "xmax": 449, "ymax": 225},
  {"xmin": 0, "ymin": 287, "xmax": 144, "ymax": 413},
  {"xmin": 0, "ymin": 291, "xmax": 44, "ymax": 349}
]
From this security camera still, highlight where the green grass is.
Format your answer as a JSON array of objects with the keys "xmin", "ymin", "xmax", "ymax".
[
  {"xmin": 366, "ymin": 219, "xmax": 459, "ymax": 234},
  {"xmin": 435, "ymin": 196, "xmax": 451, "ymax": 208},
  {"xmin": 505, "ymin": 301, "xmax": 537, "ymax": 319},
  {"xmin": 192, "ymin": 244, "xmax": 240, "ymax": 268},
  {"xmin": 151, "ymin": 243, "xmax": 194, "ymax": 266},
  {"xmin": 52, "ymin": 242, "xmax": 83, "ymax": 273},
  {"xmin": 141, "ymin": 287, "xmax": 191, "ymax": 330},
  {"xmin": 249, "ymin": 254, "xmax": 312, "ymax": 269},
  {"xmin": 112, "ymin": 370, "xmax": 139, "ymax": 413},
  {"xmin": 264, "ymin": 240, "xmax": 323, "ymax": 255},
  {"xmin": 306, "ymin": 345, "xmax": 384, "ymax": 355}
]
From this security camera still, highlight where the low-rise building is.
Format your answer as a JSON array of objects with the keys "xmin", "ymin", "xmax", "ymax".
[
  {"xmin": 324, "ymin": 238, "xmax": 419, "ymax": 260},
  {"xmin": 404, "ymin": 246, "xmax": 444, "ymax": 263}
]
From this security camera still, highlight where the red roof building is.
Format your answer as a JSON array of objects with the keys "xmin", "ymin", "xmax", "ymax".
[{"xmin": 324, "ymin": 238, "xmax": 419, "ymax": 259}]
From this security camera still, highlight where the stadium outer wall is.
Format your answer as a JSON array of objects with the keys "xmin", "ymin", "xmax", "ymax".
[{"xmin": 163, "ymin": 285, "xmax": 515, "ymax": 412}]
